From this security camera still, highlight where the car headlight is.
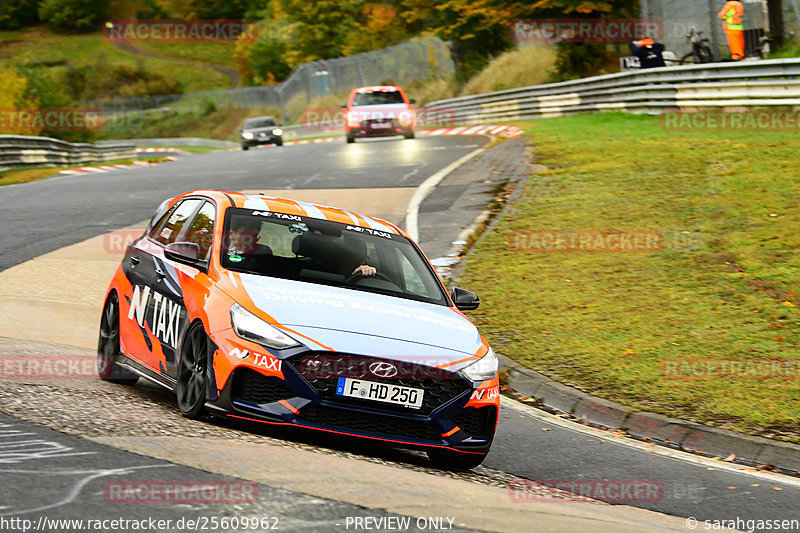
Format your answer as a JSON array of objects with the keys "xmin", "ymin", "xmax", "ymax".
[
  {"xmin": 398, "ymin": 110, "xmax": 414, "ymax": 126},
  {"xmin": 242, "ymin": 132, "xmax": 254, "ymax": 140},
  {"xmin": 230, "ymin": 303, "xmax": 300, "ymax": 349},
  {"xmin": 347, "ymin": 113, "xmax": 360, "ymax": 127},
  {"xmin": 272, "ymin": 128, "xmax": 283, "ymax": 136},
  {"xmin": 461, "ymin": 347, "xmax": 499, "ymax": 381}
]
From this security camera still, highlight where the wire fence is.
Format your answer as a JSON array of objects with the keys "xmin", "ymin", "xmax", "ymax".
[{"xmin": 85, "ymin": 37, "xmax": 454, "ymax": 125}]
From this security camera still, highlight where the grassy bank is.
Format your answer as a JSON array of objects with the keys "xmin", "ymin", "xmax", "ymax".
[
  {"xmin": 0, "ymin": 156, "xmax": 166, "ymax": 186},
  {"xmin": 460, "ymin": 113, "xmax": 799, "ymax": 442}
]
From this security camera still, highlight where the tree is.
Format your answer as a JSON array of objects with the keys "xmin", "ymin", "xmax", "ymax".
[
  {"xmin": 277, "ymin": 0, "xmax": 364, "ymax": 67},
  {"xmin": 190, "ymin": 0, "xmax": 248, "ymax": 19},
  {"xmin": 517, "ymin": 0, "xmax": 638, "ymax": 81},
  {"xmin": 38, "ymin": 0, "xmax": 110, "ymax": 32},
  {"xmin": 0, "ymin": 0, "xmax": 41, "ymax": 30},
  {"xmin": 342, "ymin": 3, "xmax": 409, "ymax": 55},
  {"xmin": 401, "ymin": 0, "xmax": 521, "ymax": 80}
]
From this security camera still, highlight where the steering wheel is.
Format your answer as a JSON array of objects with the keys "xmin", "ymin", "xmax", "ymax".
[{"xmin": 345, "ymin": 270, "xmax": 394, "ymax": 284}]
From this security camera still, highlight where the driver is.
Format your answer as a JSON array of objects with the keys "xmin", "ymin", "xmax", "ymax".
[{"xmin": 339, "ymin": 240, "xmax": 376, "ymax": 278}]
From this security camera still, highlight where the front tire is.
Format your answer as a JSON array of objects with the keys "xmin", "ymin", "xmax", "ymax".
[
  {"xmin": 97, "ymin": 292, "xmax": 139, "ymax": 385},
  {"xmin": 346, "ymin": 135, "xmax": 355, "ymax": 144},
  {"xmin": 427, "ymin": 449, "xmax": 488, "ymax": 470},
  {"xmin": 242, "ymin": 144, "xmax": 249, "ymax": 151},
  {"xmin": 177, "ymin": 322, "xmax": 209, "ymax": 419},
  {"xmin": 404, "ymin": 131, "xmax": 415, "ymax": 140}
]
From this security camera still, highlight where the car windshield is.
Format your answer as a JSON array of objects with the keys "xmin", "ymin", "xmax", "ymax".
[
  {"xmin": 352, "ymin": 90, "xmax": 405, "ymax": 106},
  {"xmin": 244, "ymin": 117, "xmax": 276, "ymax": 128},
  {"xmin": 220, "ymin": 208, "xmax": 447, "ymax": 306}
]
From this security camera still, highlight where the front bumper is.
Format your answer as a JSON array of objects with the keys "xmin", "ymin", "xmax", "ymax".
[
  {"xmin": 347, "ymin": 118, "xmax": 413, "ymax": 138},
  {"xmin": 206, "ymin": 351, "xmax": 497, "ymax": 454},
  {"xmin": 242, "ymin": 134, "xmax": 282, "ymax": 146}
]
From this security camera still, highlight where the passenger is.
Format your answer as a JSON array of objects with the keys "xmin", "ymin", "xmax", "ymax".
[{"xmin": 227, "ymin": 218, "xmax": 272, "ymax": 256}]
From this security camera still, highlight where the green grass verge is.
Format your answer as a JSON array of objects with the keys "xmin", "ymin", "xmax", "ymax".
[
  {"xmin": 0, "ymin": 156, "xmax": 165, "ymax": 186},
  {"xmin": 1, "ymin": 26, "xmax": 229, "ymax": 93},
  {"xmin": 459, "ymin": 112, "xmax": 799, "ymax": 442}
]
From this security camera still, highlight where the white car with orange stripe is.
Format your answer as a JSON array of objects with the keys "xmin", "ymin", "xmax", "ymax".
[{"xmin": 98, "ymin": 189, "xmax": 499, "ymax": 469}]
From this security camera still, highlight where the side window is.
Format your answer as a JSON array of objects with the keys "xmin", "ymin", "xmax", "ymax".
[
  {"xmin": 182, "ymin": 201, "xmax": 216, "ymax": 261},
  {"xmin": 148, "ymin": 205, "xmax": 173, "ymax": 240},
  {"xmin": 153, "ymin": 199, "xmax": 202, "ymax": 246}
]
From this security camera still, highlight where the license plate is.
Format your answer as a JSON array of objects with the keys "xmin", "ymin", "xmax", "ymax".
[
  {"xmin": 336, "ymin": 377, "xmax": 424, "ymax": 409},
  {"xmin": 370, "ymin": 122, "xmax": 391, "ymax": 129}
]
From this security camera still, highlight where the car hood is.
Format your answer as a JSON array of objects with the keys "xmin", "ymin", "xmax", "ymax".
[
  {"xmin": 244, "ymin": 126, "xmax": 279, "ymax": 134},
  {"xmin": 348, "ymin": 104, "xmax": 411, "ymax": 120},
  {"xmin": 230, "ymin": 274, "xmax": 482, "ymax": 365}
]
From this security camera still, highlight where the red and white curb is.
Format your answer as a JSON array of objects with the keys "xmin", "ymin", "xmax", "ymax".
[
  {"xmin": 240, "ymin": 125, "xmax": 524, "ymax": 149},
  {"xmin": 59, "ymin": 164, "xmax": 137, "ymax": 175},
  {"xmin": 59, "ymin": 158, "xmax": 177, "ymax": 175},
  {"xmin": 136, "ymin": 147, "xmax": 190, "ymax": 154},
  {"xmin": 421, "ymin": 125, "xmax": 524, "ymax": 138}
]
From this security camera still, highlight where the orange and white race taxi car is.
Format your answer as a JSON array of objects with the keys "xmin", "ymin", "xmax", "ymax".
[{"xmin": 98, "ymin": 190, "xmax": 499, "ymax": 469}]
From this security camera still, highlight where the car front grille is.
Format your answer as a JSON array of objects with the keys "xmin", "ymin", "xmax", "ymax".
[
  {"xmin": 287, "ymin": 352, "xmax": 471, "ymax": 415},
  {"xmin": 297, "ymin": 404, "xmax": 442, "ymax": 442},
  {"xmin": 363, "ymin": 118, "xmax": 397, "ymax": 129},
  {"xmin": 231, "ymin": 368, "xmax": 295, "ymax": 405},
  {"xmin": 450, "ymin": 406, "xmax": 496, "ymax": 438}
]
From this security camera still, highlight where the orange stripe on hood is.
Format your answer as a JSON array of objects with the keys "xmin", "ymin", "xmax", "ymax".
[{"xmin": 436, "ymin": 336, "xmax": 489, "ymax": 369}]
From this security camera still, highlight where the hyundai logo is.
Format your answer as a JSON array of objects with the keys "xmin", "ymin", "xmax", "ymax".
[{"xmin": 369, "ymin": 362, "xmax": 398, "ymax": 378}]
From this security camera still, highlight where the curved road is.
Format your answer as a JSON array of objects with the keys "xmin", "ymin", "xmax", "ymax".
[{"xmin": 1, "ymin": 135, "xmax": 798, "ymax": 532}]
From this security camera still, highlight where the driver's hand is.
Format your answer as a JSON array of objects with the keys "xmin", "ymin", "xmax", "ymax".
[{"xmin": 352, "ymin": 265, "xmax": 376, "ymax": 277}]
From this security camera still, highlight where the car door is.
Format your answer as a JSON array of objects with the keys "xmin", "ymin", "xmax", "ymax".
[
  {"xmin": 161, "ymin": 199, "xmax": 217, "ymax": 381},
  {"xmin": 120, "ymin": 198, "xmax": 203, "ymax": 376}
]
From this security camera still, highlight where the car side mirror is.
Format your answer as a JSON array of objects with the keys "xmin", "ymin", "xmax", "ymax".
[
  {"xmin": 408, "ymin": 98, "xmax": 417, "ymax": 105},
  {"xmin": 451, "ymin": 287, "xmax": 480, "ymax": 311},
  {"xmin": 340, "ymin": 103, "xmax": 347, "ymax": 108},
  {"xmin": 165, "ymin": 242, "xmax": 201, "ymax": 265}
]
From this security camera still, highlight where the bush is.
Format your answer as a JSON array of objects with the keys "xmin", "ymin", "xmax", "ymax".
[
  {"xmin": 38, "ymin": 0, "xmax": 109, "ymax": 32},
  {"xmin": 0, "ymin": 0, "xmax": 41, "ymax": 30},
  {"xmin": 550, "ymin": 42, "xmax": 614, "ymax": 82},
  {"xmin": 62, "ymin": 59, "xmax": 182, "ymax": 100}
]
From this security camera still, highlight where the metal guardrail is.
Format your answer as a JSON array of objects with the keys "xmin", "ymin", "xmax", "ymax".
[
  {"xmin": 424, "ymin": 59, "xmax": 800, "ymax": 123},
  {"xmin": 0, "ymin": 135, "xmax": 136, "ymax": 169},
  {"xmin": 96, "ymin": 137, "xmax": 237, "ymax": 148}
]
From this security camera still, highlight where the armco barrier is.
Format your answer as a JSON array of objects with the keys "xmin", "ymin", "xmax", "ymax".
[
  {"xmin": 96, "ymin": 137, "xmax": 237, "ymax": 149},
  {"xmin": 423, "ymin": 59, "xmax": 800, "ymax": 124},
  {"xmin": 0, "ymin": 135, "xmax": 136, "ymax": 169}
]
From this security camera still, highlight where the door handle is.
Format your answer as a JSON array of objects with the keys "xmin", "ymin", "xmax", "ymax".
[
  {"xmin": 155, "ymin": 268, "xmax": 166, "ymax": 281},
  {"xmin": 129, "ymin": 256, "xmax": 140, "ymax": 267}
]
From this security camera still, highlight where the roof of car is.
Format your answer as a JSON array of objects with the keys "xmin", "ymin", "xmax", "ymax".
[
  {"xmin": 352, "ymin": 85, "xmax": 402, "ymax": 93},
  {"xmin": 186, "ymin": 190, "xmax": 404, "ymax": 236}
]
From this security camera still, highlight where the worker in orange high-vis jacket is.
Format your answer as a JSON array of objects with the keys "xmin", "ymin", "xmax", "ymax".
[{"xmin": 718, "ymin": 0, "xmax": 744, "ymax": 60}]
